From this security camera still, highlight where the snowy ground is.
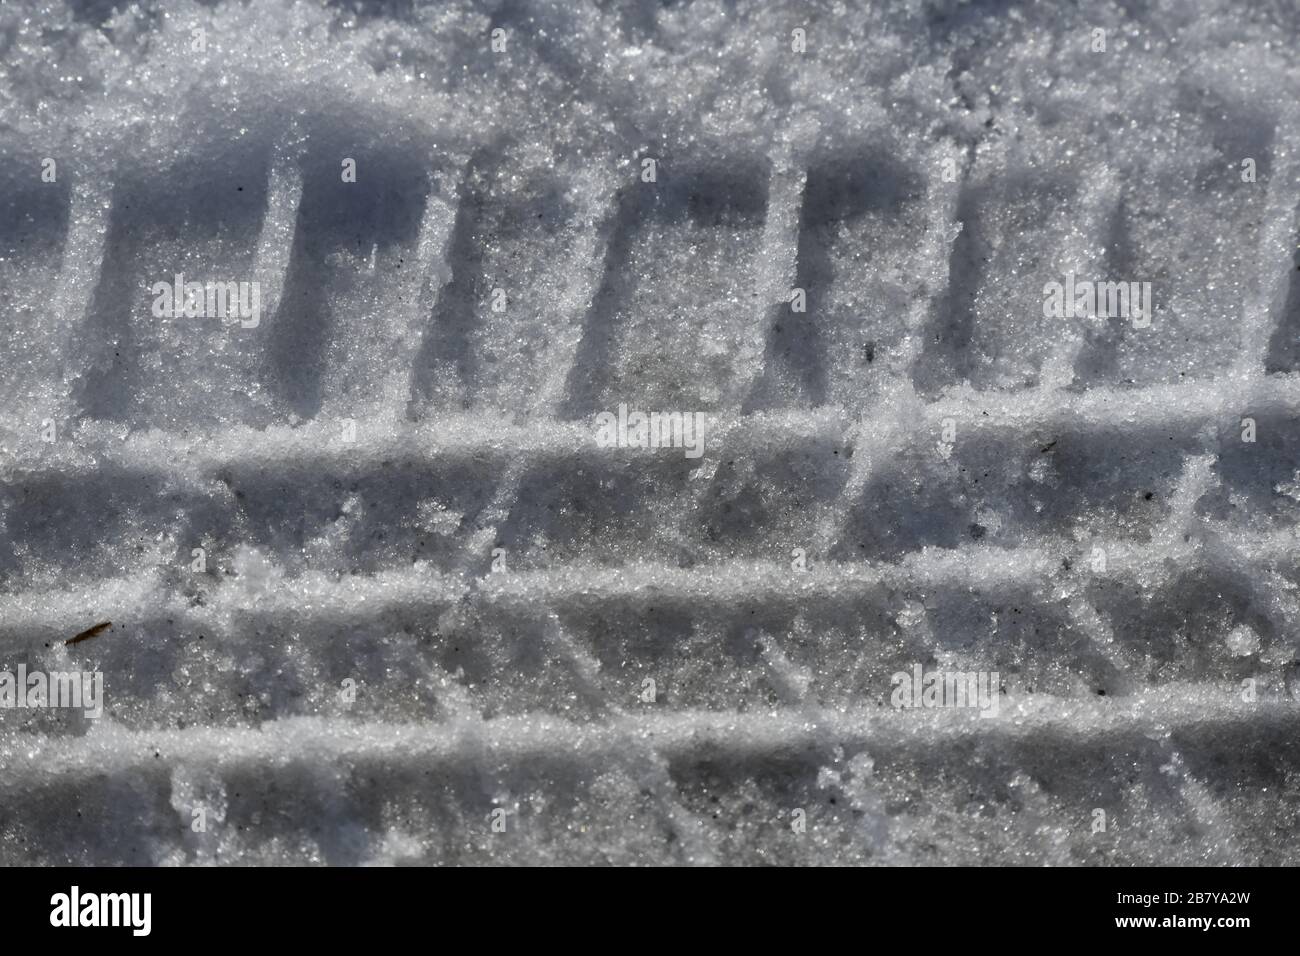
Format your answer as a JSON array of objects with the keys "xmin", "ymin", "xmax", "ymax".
[{"xmin": 1, "ymin": 0, "xmax": 1299, "ymax": 865}]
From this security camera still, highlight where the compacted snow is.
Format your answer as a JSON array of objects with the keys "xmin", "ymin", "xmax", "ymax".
[{"xmin": 1, "ymin": 0, "xmax": 1299, "ymax": 864}]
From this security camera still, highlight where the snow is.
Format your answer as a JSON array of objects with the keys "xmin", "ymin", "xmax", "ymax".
[{"xmin": 0, "ymin": 0, "xmax": 1298, "ymax": 865}]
